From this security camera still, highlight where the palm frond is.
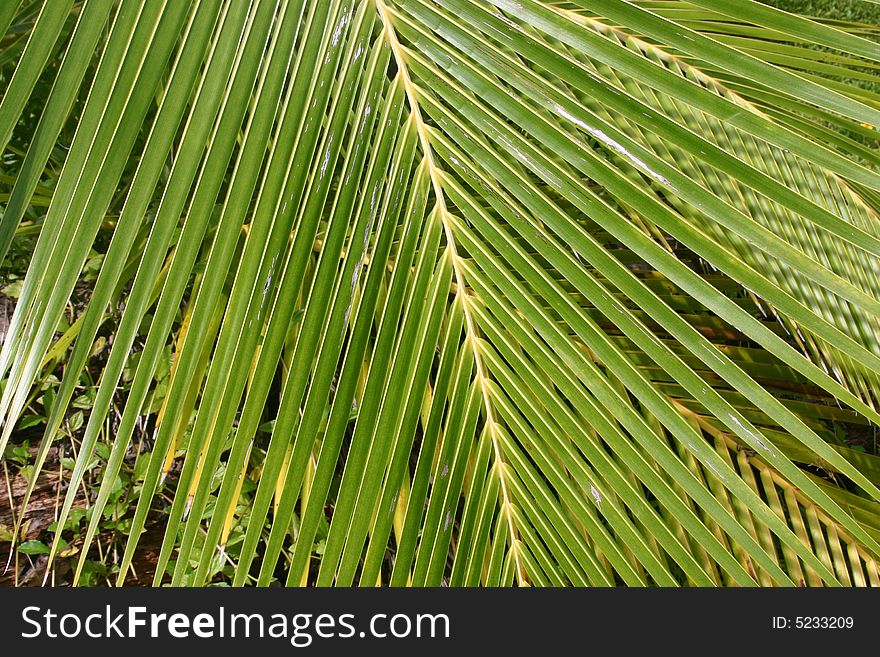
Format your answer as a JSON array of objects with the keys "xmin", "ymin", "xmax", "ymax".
[{"xmin": 1, "ymin": 0, "xmax": 879, "ymax": 586}]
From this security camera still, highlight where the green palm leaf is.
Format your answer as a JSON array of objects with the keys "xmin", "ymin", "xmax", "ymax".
[{"xmin": 1, "ymin": 0, "xmax": 879, "ymax": 586}]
